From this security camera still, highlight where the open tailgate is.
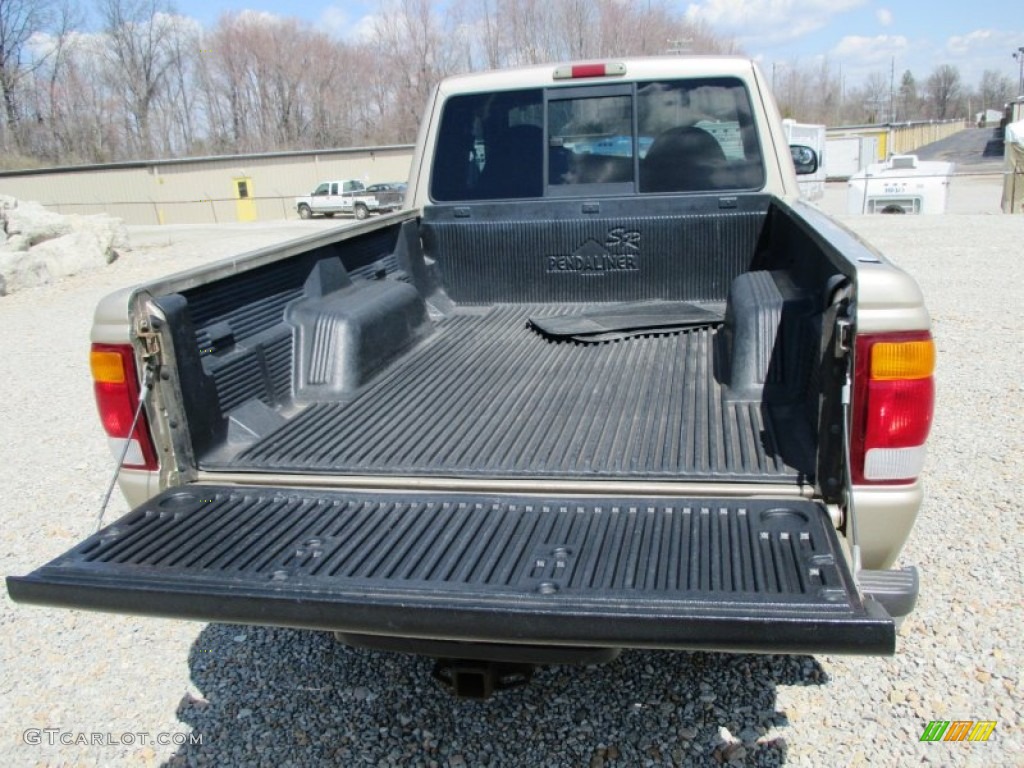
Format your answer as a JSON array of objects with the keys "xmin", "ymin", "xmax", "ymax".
[{"xmin": 7, "ymin": 485, "xmax": 894, "ymax": 654}]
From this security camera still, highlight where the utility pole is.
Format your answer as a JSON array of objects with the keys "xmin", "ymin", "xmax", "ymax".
[
  {"xmin": 889, "ymin": 56, "xmax": 895, "ymax": 123},
  {"xmin": 1015, "ymin": 47, "xmax": 1024, "ymax": 95},
  {"xmin": 771, "ymin": 61, "xmax": 787, "ymax": 94},
  {"xmin": 839, "ymin": 62, "xmax": 845, "ymax": 109}
]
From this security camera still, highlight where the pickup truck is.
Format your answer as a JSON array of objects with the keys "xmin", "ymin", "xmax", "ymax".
[
  {"xmin": 295, "ymin": 179, "xmax": 395, "ymax": 220},
  {"xmin": 366, "ymin": 182, "xmax": 407, "ymax": 212},
  {"xmin": 8, "ymin": 57, "xmax": 932, "ymax": 698}
]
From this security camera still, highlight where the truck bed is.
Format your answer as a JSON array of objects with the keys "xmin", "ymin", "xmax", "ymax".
[
  {"xmin": 148, "ymin": 197, "xmax": 843, "ymax": 491},
  {"xmin": 210, "ymin": 304, "xmax": 814, "ymax": 481}
]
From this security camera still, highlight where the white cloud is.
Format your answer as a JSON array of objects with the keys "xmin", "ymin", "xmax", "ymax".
[
  {"xmin": 28, "ymin": 13, "xmax": 202, "ymax": 63},
  {"xmin": 237, "ymin": 9, "xmax": 283, "ymax": 24},
  {"xmin": 833, "ymin": 34, "xmax": 908, "ymax": 63},
  {"xmin": 153, "ymin": 12, "xmax": 203, "ymax": 38},
  {"xmin": 318, "ymin": 5, "xmax": 372, "ymax": 40},
  {"xmin": 942, "ymin": 28, "xmax": 1024, "ymax": 85},
  {"xmin": 217, "ymin": 9, "xmax": 292, "ymax": 28},
  {"xmin": 318, "ymin": 6, "xmax": 349, "ymax": 37},
  {"xmin": 946, "ymin": 29, "xmax": 1000, "ymax": 56},
  {"xmin": 27, "ymin": 31, "xmax": 61, "ymax": 60},
  {"xmin": 828, "ymin": 27, "xmax": 1024, "ymax": 91},
  {"xmin": 876, "ymin": 8, "xmax": 893, "ymax": 27},
  {"xmin": 685, "ymin": 0, "xmax": 866, "ymax": 47},
  {"xmin": 347, "ymin": 14, "xmax": 380, "ymax": 43},
  {"xmin": 825, "ymin": 34, "xmax": 911, "ymax": 85},
  {"xmin": 314, "ymin": 5, "xmax": 379, "ymax": 43}
]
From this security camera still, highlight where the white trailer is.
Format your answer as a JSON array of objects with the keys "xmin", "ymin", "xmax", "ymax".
[
  {"xmin": 825, "ymin": 135, "xmax": 879, "ymax": 180},
  {"xmin": 847, "ymin": 155, "xmax": 954, "ymax": 214}
]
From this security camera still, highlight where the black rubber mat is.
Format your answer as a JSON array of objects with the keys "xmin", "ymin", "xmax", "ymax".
[
  {"xmin": 220, "ymin": 305, "xmax": 814, "ymax": 481},
  {"xmin": 528, "ymin": 300, "xmax": 724, "ymax": 342}
]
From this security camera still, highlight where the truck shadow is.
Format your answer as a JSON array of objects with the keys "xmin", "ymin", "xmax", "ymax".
[
  {"xmin": 164, "ymin": 624, "xmax": 828, "ymax": 767},
  {"xmin": 982, "ymin": 126, "xmax": 1004, "ymax": 159}
]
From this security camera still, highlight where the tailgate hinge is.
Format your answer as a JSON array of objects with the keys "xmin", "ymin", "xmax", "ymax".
[{"xmin": 136, "ymin": 312, "xmax": 164, "ymax": 369}]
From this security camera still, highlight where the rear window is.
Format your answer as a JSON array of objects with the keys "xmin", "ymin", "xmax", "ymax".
[{"xmin": 430, "ymin": 77, "xmax": 764, "ymax": 201}]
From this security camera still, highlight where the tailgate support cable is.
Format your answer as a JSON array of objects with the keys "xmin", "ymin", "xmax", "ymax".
[
  {"xmin": 841, "ymin": 368, "xmax": 862, "ymax": 575},
  {"xmin": 95, "ymin": 363, "xmax": 157, "ymax": 533}
]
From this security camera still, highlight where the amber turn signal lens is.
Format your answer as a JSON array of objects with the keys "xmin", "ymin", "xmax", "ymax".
[
  {"xmin": 869, "ymin": 339, "xmax": 935, "ymax": 381},
  {"xmin": 90, "ymin": 349, "xmax": 127, "ymax": 384}
]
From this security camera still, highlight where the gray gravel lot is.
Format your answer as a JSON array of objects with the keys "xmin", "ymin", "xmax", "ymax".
[{"xmin": 1, "ymin": 199, "xmax": 1021, "ymax": 767}]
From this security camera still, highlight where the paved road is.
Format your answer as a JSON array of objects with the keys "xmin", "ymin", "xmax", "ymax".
[{"xmin": 914, "ymin": 126, "xmax": 1004, "ymax": 168}]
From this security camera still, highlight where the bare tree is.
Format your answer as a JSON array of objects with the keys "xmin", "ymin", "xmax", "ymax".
[
  {"xmin": 159, "ymin": 16, "xmax": 200, "ymax": 154},
  {"xmin": 554, "ymin": 0, "xmax": 595, "ymax": 59},
  {"xmin": 896, "ymin": 70, "xmax": 918, "ymax": 121},
  {"xmin": 925, "ymin": 64, "xmax": 961, "ymax": 120},
  {"xmin": 369, "ymin": 0, "xmax": 463, "ymax": 140},
  {"xmin": 978, "ymin": 69, "xmax": 1014, "ymax": 113},
  {"xmin": 0, "ymin": 0, "xmax": 63, "ymax": 151},
  {"xmin": 99, "ymin": 0, "xmax": 180, "ymax": 156},
  {"xmin": 861, "ymin": 71, "xmax": 890, "ymax": 123},
  {"xmin": 809, "ymin": 58, "xmax": 841, "ymax": 125},
  {"xmin": 5, "ymin": 0, "xmax": 740, "ymax": 164},
  {"xmin": 34, "ymin": 29, "xmax": 121, "ymax": 163},
  {"xmin": 773, "ymin": 58, "xmax": 815, "ymax": 121},
  {"xmin": 6, "ymin": 1, "xmax": 80, "ymax": 162}
]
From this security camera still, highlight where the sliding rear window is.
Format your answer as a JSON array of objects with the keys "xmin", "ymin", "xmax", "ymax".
[{"xmin": 430, "ymin": 77, "xmax": 764, "ymax": 202}]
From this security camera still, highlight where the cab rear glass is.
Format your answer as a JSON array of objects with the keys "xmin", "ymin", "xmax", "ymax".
[{"xmin": 430, "ymin": 78, "xmax": 764, "ymax": 202}]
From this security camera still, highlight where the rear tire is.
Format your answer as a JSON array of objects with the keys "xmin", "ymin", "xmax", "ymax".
[
  {"xmin": 298, "ymin": 204, "xmax": 312, "ymax": 220},
  {"xmin": 354, "ymin": 204, "xmax": 369, "ymax": 220}
]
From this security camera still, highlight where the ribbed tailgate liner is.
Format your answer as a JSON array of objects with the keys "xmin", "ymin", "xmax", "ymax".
[{"xmin": 9, "ymin": 486, "xmax": 893, "ymax": 654}]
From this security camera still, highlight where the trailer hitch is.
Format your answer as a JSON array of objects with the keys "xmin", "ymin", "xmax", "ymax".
[{"xmin": 431, "ymin": 660, "xmax": 535, "ymax": 699}]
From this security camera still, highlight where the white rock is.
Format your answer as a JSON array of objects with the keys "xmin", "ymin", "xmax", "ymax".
[
  {"xmin": 0, "ymin": 230, "xmax": 115, "ymax": 294},
  {"xmin": 3, "ymin": 233, "xmax": 29, "ymax": 251},
  {"xmin": 2, "ymin": 200, "xmax": 72, "ymax": 248},
  {"xmin": 0, "ymin": 250, "xmax": 50, "ymax": 295},
  {"xmin": 70, "ymin": 213, "xmax": 129, "ymax": 259},
  {"xmin": 0, "ymin": 196, "xmax": 128, "ymax": 295}
]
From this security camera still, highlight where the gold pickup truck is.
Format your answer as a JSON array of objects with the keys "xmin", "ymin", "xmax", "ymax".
[{"xmin": 9, "ymin": 57, "xmax": 932, "ymax": 698}]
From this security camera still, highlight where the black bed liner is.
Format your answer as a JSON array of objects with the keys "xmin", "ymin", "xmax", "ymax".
[
  {"xmin": 8, "ymin": 485, "xmax": 893, "ymax": 654},
  {"xmin": 211, "ymin": 305, "xmax": 816, "ymax": 481}
]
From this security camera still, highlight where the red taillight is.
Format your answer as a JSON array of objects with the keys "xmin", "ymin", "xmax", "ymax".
[
  {"xmin": 850, "ymin": 332, "xmax": 935, "ymax": 484},
  {"xmin": 90, "ymin": 343, "xmax": 158, "ymax": 470},
  {"xmin": 863, "ymin": 378, "xmax": 934, "ymax": 448}
]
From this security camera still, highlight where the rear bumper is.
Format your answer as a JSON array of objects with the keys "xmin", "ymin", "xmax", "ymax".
[{"xmin": 7, "ymin": 486, "xmax": 896, "ymax": 655}]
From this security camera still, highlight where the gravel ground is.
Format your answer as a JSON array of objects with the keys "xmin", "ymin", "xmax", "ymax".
[{"xmin": 1, "ymin": 199, "xmax": 1021, "ymax": 767}]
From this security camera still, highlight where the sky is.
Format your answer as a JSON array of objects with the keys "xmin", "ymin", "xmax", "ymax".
[{"xmin": 161, "ymin": 0, "xmax": 1022, "ymax": 91}]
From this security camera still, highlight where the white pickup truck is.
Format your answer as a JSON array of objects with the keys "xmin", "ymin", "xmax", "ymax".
[
  {"xmin": 295, "ymin": 179, "xmax": 398, "ymax": 220},
  {"xmin": 9, "ymin": 57, "xmax": 933, "ymax": 698}
]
